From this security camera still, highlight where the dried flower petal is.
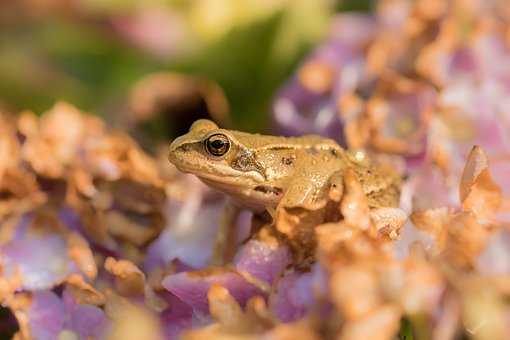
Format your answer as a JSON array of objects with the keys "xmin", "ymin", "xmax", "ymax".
[
  {"xmin": 330, "ymin": 265, "xmax": 381, "ymax": 321},
  {"xmin": 460, "ymin": 146, "xmax": 502, "ymax": 220},
  {"xmin": 104, "ymin": 257, "xmax": 146, "ymax": 296},
  {"xmin": 208, "ymin": 284, "xmax": 244, "ymax": 328},
  {"xmin": 341, "ymin": 168, "xmax": 371, "ymax": 231},
  {"xmin": 339, "ymin": 304, "xmax": 401, "ymax": 340},
  {"xmin": 369, "ymin": 207, "xmax": 408, "ymax": 240}
]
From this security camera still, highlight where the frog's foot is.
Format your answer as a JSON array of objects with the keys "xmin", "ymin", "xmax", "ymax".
[{"xmin": 210, "ymin": 202, "xmax": 241, "ymax": 266}]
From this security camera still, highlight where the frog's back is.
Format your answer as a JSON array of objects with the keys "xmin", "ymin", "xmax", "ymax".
[
  {"xmin": 229, "ymin": 131, "xmax": 341, "ymax": 153},
  {"xmin": 344, "ymin": 155, "xmax": 401, "ymax": 208}
]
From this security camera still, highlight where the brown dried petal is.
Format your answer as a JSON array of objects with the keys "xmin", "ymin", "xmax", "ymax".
[
  {"xmin": 66, "ymin": 231, "xmax": 97, "ymax": 280},
  {"xmin": 339, "ymin": 304, "xmax": 401, "ymax": 340},
  {"xmin": 444, "ymin": 212, "xmax": 491, "ymax": 269},
  {"xmin": 38, "ymin": 102, "xmax": 88, "ymax": 163},
  {"xmin": 369, "ymin": 207, "xmax": 407, "ymax": 240},
  {"xmin": 0, "ymin": 115, "xmax": 20, "ymax": 176},
  {"xmin": 0, "ymin": 264, "xmax": 22, "ymax": 302},
  {"xmin": 70, "ymin": 169, "xmax": 97, "ymax": 198},
  {"xmin": 410, "ymin": 208, "xmax": 452, "ymax": 250},
  {"xmin": 400, "ymin": 257, "xmax": 444, "ymax": 314},
  {"xmin": 266, "ymin": 320, "xmax": 320, "ymax": 340},
  {"xmin": 460, "ymin": 146, "xmax": 502, "ymax": 220},
  {"xmin": 126, "ymin": 148, "xmax": 163, "ymax": 187},
  {"xmin": 208, "ymin": 284, "xmax": 244, "ymax": 328},
  {"xmin": 21, "ymin": 135, "xmax": 64, "ymax": 178},
  {"xmin": 338, "ymin": 94, "xmax": 370, "ymax": 150},
  {"xmin": 109, "ymin": 179, "xmax": 165, "ymax": 214},
  {"xmin": 104, "ymin": 257, "xmax": 146, "ymax": 296},
  {"xmin": 330, "ymin": 265, "xmax": 381, "ymax": 320},
  {"xmin": 341, "ymin": 168, "xmax": 371, "ymax": 231},
  {"xmin": 275, "ymin": 207, "xmax": 324, "ymax": 261},
  {"xmin": 65, "ymin": 274, "xmax": 105, "ymax": 306},
  {"xmin": 244, "ymin": 296, "xmax": 275, "ymax": 329},
  {"xmin": 71, "ymin": 201, "xmax": 112, "ymax": 246},
  {"xmin": 105, "ymin": 291, "xmax": 164, "ymax": 340},
  {"xmin": 316, "ymin": 222, "xmax": 356, "ymax": 255},
  {"xmin": 105, "ymin": 211, "xmax": 162, "ymax": 247},
  {"xmin": 298, "ymin": 62, "xmax": 336, "ymax": 94}
]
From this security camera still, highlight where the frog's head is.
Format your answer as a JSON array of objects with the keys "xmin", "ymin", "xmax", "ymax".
[{"xmin": 169, "ymin": 119, "xmax": 266, "ymax": 190}]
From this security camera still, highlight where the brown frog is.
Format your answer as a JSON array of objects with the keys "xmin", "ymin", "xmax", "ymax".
[{"xmin": 169, "ymin": 119, "xmax": 400, "ymax": 262}]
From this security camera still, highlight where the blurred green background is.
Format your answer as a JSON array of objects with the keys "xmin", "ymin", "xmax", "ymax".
[{"xmin": 0, "ymin": 0, "xmax": 372, "ymax": 137}]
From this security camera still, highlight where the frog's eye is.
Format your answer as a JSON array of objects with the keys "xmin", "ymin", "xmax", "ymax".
[{"xmin": 205, "ymin": 134, "xmax": 230, "ymax": 157}]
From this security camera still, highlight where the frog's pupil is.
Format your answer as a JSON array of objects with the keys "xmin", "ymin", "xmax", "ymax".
[{"xmin": 211, "ymin": 139, "xmax": 224, "ymax": 149}]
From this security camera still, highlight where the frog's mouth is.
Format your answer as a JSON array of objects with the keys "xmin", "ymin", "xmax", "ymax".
[
  {"xmin": 193, "ymin": 168, "xmax": 265, "ymax": 190},
  {"xmin": 198, "ymin": 176, "xmax": 280, "ymax": 210}
]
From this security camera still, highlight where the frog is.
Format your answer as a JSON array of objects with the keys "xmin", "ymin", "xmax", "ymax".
[{"xmin": 168, "ymin": 119, "xmax": 401, "ymax": 263}]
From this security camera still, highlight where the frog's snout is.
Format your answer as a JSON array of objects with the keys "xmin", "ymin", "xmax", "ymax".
[{"xmin": 168, "ymin": 137, "xmax": 183, "ymax": 165}]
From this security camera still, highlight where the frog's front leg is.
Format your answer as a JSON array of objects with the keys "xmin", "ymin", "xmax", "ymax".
[
  {"xmin": 210, "ymin": 200, "xmax": 241, "ymax": 265},
  {"xmin": 274, "ymin": 176, "xmax": 331, "ymax": 262},
  {"xmin": 278, "ymin": 172, "xmax": 331, "ymax": 211}
]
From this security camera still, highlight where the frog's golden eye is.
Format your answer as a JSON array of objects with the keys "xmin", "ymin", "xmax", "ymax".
[{"xmin": 205, "ymin": 134, "xmax": 230, "ymax": 157}]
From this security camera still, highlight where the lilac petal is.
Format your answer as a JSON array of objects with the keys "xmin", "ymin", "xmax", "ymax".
[
  {"xmin": 273, "ymin": 13, "xmax": 374, "ymax": 138},
  {"xmin": 272, "ymin": 39, "xmax": 361, "ymax": 143},
  {"xmin": 272, "ymin": 83, "xmax": 328, "ymax": 135},
  {"xmin": 235, "ymin": 210, "xmax": 253, "ymax": 244},
  {"xmin": 234, "ymin": 240, "xmax": 291, "ymax": 285},
  {"xmin": 380, "ymin": 83, "xmax": 437, "ymax": 155},
  {"xmin": 144, "ymin": 176, "xmax": 223, "ymax": 271},
  {"xmin": 269, "ymin": 272, "xmax": 315, "ymax": 322},
  {"xmin": 160, "ymin": 296, "xmax": 194, "ymax": 340},
  {"xmin": 161, "ymin": 311, "xmax": 193, "ymax": 340},
  {"xmin": 273, "ymin": 96, "xmax": 345, "ymax": 143},
  {"xmin": 68, "ymin": 305, "xmax": 107, "ymax": 339},
  {"xmin": 143, "ymin": 202, "xmax": 222, "ymax": 271},
  {"xmin": 162, "ymin": 269, "xmax": 263, "ymax": 314},
  {"xmin": 401, "ymin": 162, "xmax": 457, "ymax": 213},
  {"xmin": 448, "ymin": 47, "xmax": 480, "ymax": 81},
  {"xmin": 28, "ymin": 291, "xmax": 65, "ymax": 340},
  {"xmin": 145, "ymin": 174, "xmax": 253, "ymax": 273},
  {"xmin": 62, "ymin": 291, "xmax": 108, "ymax": 339},
  {"xmin": 2, "ymin": 234, "xmax": 77, "ymax": 290}
]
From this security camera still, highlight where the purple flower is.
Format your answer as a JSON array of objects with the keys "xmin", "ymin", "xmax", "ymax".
[
  {"xmin": 1, "ymin": 213, "xmax": 83, "ymax": 291},
  {"xmin": 27, "ymin": 290, "xmax": 108, "ymax": 340},
  {"xmin": 269, "ymin": 271, "xmax": 315, "ymax": 322},
  {"xmin": 162, "ymin": 269, "xmax": 263, "ymax": 315},
  {"xmin": 234, "ymin": 240, "xmax": 291, "ymax": 285},
  {"xmin": 272, "ymin": 14, "xmax": 375, "ymax": 144}
]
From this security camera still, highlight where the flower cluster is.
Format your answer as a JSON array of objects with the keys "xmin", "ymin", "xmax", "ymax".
[{"xmin": 0, "ymin": 0, "xmax": 509, "ymax": 339}]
